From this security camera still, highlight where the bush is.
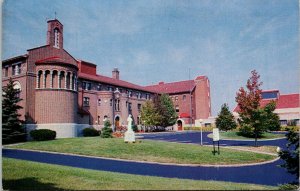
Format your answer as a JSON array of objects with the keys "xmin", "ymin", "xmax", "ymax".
[
  {"xmin": 82, "ymin": 128, "xmax": 100, "ymax": 137},
  {"xmin": 101, "ymin": 120, "xmax": 113, "ymax": 138},
  {"xmin": 30, "ymin": 129, "xmax": 56, "ymax": 141},
  {"xmin": 132, "ymin": 125, "xmax": 138, "ymax": 132},
  {"xmin": 278, "ymin": 184, "xmax": 299, "ymax": 190},
  {"xmin": 184, "ymin": 126, "xmax": 214, "ymax": 132}
]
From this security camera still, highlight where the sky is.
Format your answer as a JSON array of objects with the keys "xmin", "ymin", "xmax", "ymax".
[{"xmin": 2, "ymin": 0, "xmax": 299, "ymax": 116}]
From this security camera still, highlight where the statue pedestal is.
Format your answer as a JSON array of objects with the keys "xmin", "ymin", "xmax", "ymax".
[{"xmin": 124, "ymin": 130, "xmax": 135, "ymax": 143}]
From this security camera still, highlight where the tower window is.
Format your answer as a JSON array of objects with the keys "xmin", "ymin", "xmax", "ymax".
[
  {"xmin": 83, "ymin": 97, "xmax": 90, "ymax": 106},
  {"xmin": 54, "ymin": 28, "xmax": 60, "ymax": 48}
]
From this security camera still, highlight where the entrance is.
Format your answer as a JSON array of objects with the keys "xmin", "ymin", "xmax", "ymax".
[
  {"xmin": 177, "ymin": 120, "xmax": 183, "ymax": 131},
  {"xmin": 115, "ymin": 116, "xmax": 120, "ymax": 128}
]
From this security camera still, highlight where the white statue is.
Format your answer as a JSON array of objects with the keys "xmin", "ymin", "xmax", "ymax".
[{"xmin": 124, "ymin": 114, "xmax": 135, "ymax": 143}]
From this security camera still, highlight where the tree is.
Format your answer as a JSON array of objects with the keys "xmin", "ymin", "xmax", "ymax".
[
  {"xmin": 278, "ymin": 128, "xmax": 299, "ymax": 184},
  {"xmin": 100, "ymin": 120, "xmax": 113, "ymax": 138},
  {"xmin": 235, "ymin": 70, "xmax": 264, "ymax": 146},
  {"xmin": 215, "ymin": 103, "xmax": 237, "ymax": 131},
  {"xmin": 263, "ymin": 101, "xmax": 280, "ymax": 131},
  {"xmin": 154, "ymin": 94, "xmax": 177, "ymax": 128},
  {"xmin": 141, "ymin": 100, "xmax": 160, "ymax": 128},
  {"xmin": 2, "ymin": 78, "xmax": 26, "ymax": 144}
]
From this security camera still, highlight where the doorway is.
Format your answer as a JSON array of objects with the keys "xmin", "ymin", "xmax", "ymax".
[{"xmin": 177, "ymin": 120, "xmax": 183, "ymax": 131}]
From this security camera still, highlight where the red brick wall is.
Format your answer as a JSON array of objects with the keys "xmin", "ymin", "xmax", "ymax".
[
  {"xmin": 78, "ymin": 61, "xmax": 97, "ymax": 76},
  {"xmin": 194, "ymin": 77, "xmax": 211, "ymax": 119},
  {"xmin": 35, "ymin": 89, "xmax": 78, "ymax": 123}
]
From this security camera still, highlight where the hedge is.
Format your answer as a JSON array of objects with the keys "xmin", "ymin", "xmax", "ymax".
[
  {"xmin": 30, "ymin": 129, "xmax": 56, "ymax": 141},
  {"xmin": 82, "ymin": 128, "xmax": 101, "ymax": 137}
]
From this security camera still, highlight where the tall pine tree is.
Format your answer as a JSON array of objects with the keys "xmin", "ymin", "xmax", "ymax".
[{"xmin": 2, "ymin": 78, "xmax": 26, "ymax": 144}]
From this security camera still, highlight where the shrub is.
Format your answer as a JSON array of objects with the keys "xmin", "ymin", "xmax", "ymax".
[
  {"xmin": 132, "ymin": 125, "xmax": 138, "ymax": 132},
  {"xmin": 30, "ymin": 129, "xmax": 56, "ymax": 141},
  {"xmin": 101, "ymin": 120, "xmax": 113, "ymax": 138},
  {"xmin": 82, "ymin": 128, "xmax": 100, "ymax": 137},
  {"xmin": 278, "ymin": 184, "xmax": 299, "ymax": 190},
  {"xmin": 184, "ymin": 126, "xmax": 214, "ymax": 132}
]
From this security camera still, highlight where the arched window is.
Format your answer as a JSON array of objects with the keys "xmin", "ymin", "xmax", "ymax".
[{"xmin": 54, "ymin": 28, "xmax": 60, "ymax": 48}]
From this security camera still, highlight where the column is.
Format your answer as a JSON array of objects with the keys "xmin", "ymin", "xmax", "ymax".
[
  {"xmin": 50, "ymin": 71, "xmax": 53, "ymax": 88},
  {"xmin": 36, "ymin": 71, "xmax": 40, "ymax": 88},
  {"xmin": 70, "ymin": 73, "xmax": 73, "ymax": 90},
  {"xmin": 74, "ymin": 76, "xmax": 77, "ymax": 91},
  {"xmin": 58, "ymin": 71, "xmax": 61, "ymax": 89},
  {"xmin": 64, "ymin": 72, "xmax": 67, "ymax": 89},
  {"xmin": 43, "ymin": 71, "xmax": 46, "ymax": 88}
]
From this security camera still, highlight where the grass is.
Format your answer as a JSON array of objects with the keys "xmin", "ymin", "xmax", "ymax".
[
  {"xmin": 8, "ymin": 137, "xmax": 276, "ymax": 165},
  {"xmin": 3, "ymin": 158, "xmax": 277, "ymax": 190},
  {"xmin": 208, "ymin": 131, "xmax": 285, "ymax": 140}
]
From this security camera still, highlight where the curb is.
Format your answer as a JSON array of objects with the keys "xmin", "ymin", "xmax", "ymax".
[{"xmin": 3, "ymin": 147, "xmax": 280, "ymax": 168}]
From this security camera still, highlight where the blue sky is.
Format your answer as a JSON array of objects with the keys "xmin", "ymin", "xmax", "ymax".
[{"xmin": 2, "ymin": 0, "xmax": 299, "ymax": 116}]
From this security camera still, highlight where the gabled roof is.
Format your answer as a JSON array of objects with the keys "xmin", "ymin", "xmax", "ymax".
[
  {"xmin": 233, "ymin": 92, "xmax": 299, "ymax": 112},
  {"xmin": 78, "ymin": 72, "xmax": 156, "ymax": 93},
  {"xmin": 2, "ymin": 54, "xmax": 28, "ymax": 64},
  {"xmin": 145, "ymin": 80, "xmax": 195, "ymax": 94}
]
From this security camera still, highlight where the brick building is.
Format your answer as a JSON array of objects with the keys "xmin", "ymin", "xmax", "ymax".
[
  {"xmin": 233, "ymin": 90, "xmax": 300, "ymax": 126},
  {"xmin": 2, "ymin": 19, "xmax": 211, "ymax": 137}
]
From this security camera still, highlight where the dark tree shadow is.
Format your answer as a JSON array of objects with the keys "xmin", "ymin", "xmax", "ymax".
[{"xmin": 3, "ymin": 177, "xmax": 65, "ymax": 190}]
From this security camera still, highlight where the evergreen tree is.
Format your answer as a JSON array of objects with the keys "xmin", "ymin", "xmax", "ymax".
[
  {"xmin": 100, "ymin": 119, "xmax": 113, "ymax": 138},
  {"xmin": 2, "ymin": 78, "xmax": 26, "ymax": 144},
  {"xmin": 278, "ymin": 128, "xmax": 299, "ymax": 182},
  {"xmin": 215, "ymin": 103, "xmax": 237, "ymax": 131}
]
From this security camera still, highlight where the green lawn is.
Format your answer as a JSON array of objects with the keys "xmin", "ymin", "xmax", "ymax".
[
  {"xmin": 3, "ymin": 158, "xmax": 277, "ymax": 190},
  {"xmin": 208, "ymin": 131, "xmax": 285, "ymax": 140},
  {"xmin": 8, "ymin": 137, "xmax": 276, "ymax": 165}
]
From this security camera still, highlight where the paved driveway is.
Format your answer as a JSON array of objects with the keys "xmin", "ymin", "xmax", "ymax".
[
  {"xmin": 3, "ymin": 148, "xmax": 296, "ymax": 186},
  {"xmin": 140, "ymin": 131, "xmax": 287, "ymax": 148}
]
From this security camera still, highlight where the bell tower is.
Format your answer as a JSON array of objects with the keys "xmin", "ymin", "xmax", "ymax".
[{"xmin": 47, "ymin": 19, "xmax": 63, "ymax": 49}]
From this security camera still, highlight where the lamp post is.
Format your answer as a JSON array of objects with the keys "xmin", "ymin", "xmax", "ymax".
[{"xmin": 199, "ymin": 119, "xmax": 203, "ymax": 145}]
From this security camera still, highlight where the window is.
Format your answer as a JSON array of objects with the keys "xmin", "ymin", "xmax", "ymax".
[
  {"xmin": 137, "ymin": 116, "xmax": 141, "ymax": 125},
  {"xmin": 146, "ymin": 94, "xmax": 150, "ymax": 100},
  {"xmin": 175, "ymin": 96, "xmax": 178, "ymax": 102},
  {"xmin": 138, "ymin": 92, "xmax": 141, "ymax": 99},
  {"xmin": 54, "ymin": 28, "xmax": 59, "ymax": 48},
  {"xmin": 4, "ymin": 66, "xmax": 8, "ymax": 77},
  {"xmin": 115, "ymin": 99, "xmax": 120, "ymax": 111},
  {"xmin": 97, "ymin": 84, "xmax": 102, "ymax": 91},
  {"xmin": 138, "ymin": 104, "xmax": 142, "ymax": 112},
  {"xmin": 87, "ymin": 83, "xmax": 91, "ymax": 90},
  {"xmin": 12, "ymin": 63, "xmax": 21, "ymax": 76},
  {"xmin": 183, "ymin": 95, "xmax": 186, "ymax": 101},
  {"xmin": 97, "ymin": 116, "xmax": 101, "ymax": 124},
  {"xmin": 83, "ymin": 97, "xmax": 90, "ymax": 106},
  {"xmin": 98, "ymin": 99, "xmax": 101, "ymax": 106},
  {"xmin": 108, "ymin": 87, "xmax": 113, "ymax": 91},
  {"xmin": 175, "ymin": 105, "xmax": 179, "ymax": 112},
  {"xmin": 128, "ymin": 102, "xmax": 132, "ymax": 114},
  {"xmin": 110, "ymin": 99, "xmax": 113, "ymax": 106},
  {"xmin": 261, "ymin": 91, "xmax": 278, "ymax": 99},
  {"xmin": 128, "ymin": 91, "xmax": 132, "ymax": 97}
]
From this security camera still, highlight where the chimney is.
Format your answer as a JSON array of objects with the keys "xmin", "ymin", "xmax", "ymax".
[{"xmin": 112, "ymin": 68, "xmax": 119, "ymax": 80}]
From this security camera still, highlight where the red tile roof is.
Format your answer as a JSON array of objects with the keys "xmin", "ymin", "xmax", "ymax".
[
  {"xmin": 145, "ymin": 80, "xmax": 195, "ymax": 94},
  {"xmin": 78, "ymin": 72, "xmax": 156, "ymax": 93},
  {"xmin": 233, "ymin": 93, "xmax": 299, "ymax": 112}
]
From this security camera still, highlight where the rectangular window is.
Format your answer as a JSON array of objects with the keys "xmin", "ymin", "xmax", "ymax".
[
  {"xmin": 183, "ymin": 95, "xmax": 186, "ymax": 101},
  {"xmin": 110, "ymin": 99, "xmax": 113, "ymax": 106},
  {"xmin": 97, "ymin": 84, "xmax": 101, "ymax": 91},
  {"xmin": 138, "ymin": 103, "xmax": 142, "ymax": 112},
  {"xmin": 146, "ymin": 94, "xmax": 150, "ymax": 100},
  {"xmin": 12, "ymin": 65, "xmax": 16, "ymax": 75},
  {"xmin": 175, "ymin": 106, "xmax": 179, "ymax": 112},
  {"xmin": 128, "ymin": 91, "xmax": 132, "ymax": 97},
  {"xmin": 175, "ymin": 96, "xmax": 178, "ymax": 102},
  {"xmin": 4, "ymin": 67, "xmax": 8, "ymax": 77},
  {"xmin": 98, "ymin": 99, "xmax": 101, "ymax": 106},
  {"xmin": 115, "ymin": 99, "xmax": 120, "ymax": 111},
  {"xmin": 128, "ymin": 102, "xmax": 132, "ymax": 114},
  {"xmin": 83, "ymin": 97, "xmax": 90, "ymax": 106},
  {"xmin": 97, "ymin": 116, "xmax": 101, "ymax": 124},
  {"xmin": 82, "ymin": 82, "xmax": 86, "ymax": 90},
  {"xmin": 87, "ymin": 83, "xmax": 92, "ymax": 90}
]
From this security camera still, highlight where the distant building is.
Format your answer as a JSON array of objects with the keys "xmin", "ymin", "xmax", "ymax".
[
  {"xmin": 2, "ymin": 19, "xmax": 211, "ymax": 137},
  {"xmin": 233, "ymin": 90, "xmax": 300, "ymax": 126}
]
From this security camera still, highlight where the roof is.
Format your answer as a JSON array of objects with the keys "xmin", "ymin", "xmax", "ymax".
[
  {"xmin": 78, "ymin": 72, "xmax": 156, "ymax": 93},
  {"xmin": 145, "ymin": 80, "xmax": 195, "ymax": 94},
  {"xmin": 2, "ymin": 54, "xmax": 28, "ymax": 64},
  {"xmin": 233, "ymin": 93, "xmax": 299, "ymax": 112},
  {"xmin": 179, "ymin": 113, "xmax": 190, "ymax": 118}
]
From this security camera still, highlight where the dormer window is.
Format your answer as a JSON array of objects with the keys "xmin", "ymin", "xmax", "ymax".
[{"xmin": 54, "ymin": 28, "xmax": 60, "ymax": 48}]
